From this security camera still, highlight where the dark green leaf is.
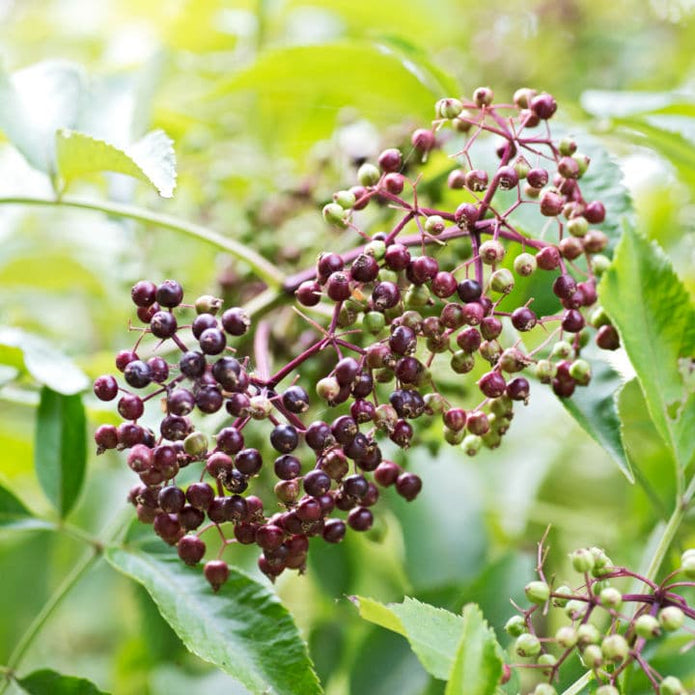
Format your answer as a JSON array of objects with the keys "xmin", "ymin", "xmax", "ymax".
[
  {"xmin": 599, "ymin": 224, "xmax": 695, "ymax": 471},
  {"xmin": 0, "ymin": 327, "xmax": 88, "ymax": 395},
  {"xmin": 0, "ymin": 484, "xmax": 52, "ymax": 531},
  {"xmin": 56, "ymin": 129, "xmax": 177, "ymax": 197},
  {"xmin": 17, "ymin": 668, "xmax": 108, "ymax": 694},
  {"xmin": 445, "ymin": 604, "xmax": 503, "ymax": 695},
  {"xmin": 104, "ymin": 547, "xmax": 322, "ymax": 695},
  {"xmin": 34, "ymin": 387, "xmax": 87, "ymax": 518},
  {"xmin": 352, "ymin": 596, "xmax": 463, "ymax": 680},
  {"xmin": 561, "ymin": 346, "xmax": 633, "ymax": 481}
]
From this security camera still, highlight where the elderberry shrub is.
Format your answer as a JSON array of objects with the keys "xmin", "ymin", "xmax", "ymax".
[
  {"xmin": 501, "ymin": 543, "xmax": 695, "ymax": 694},
  {"xmin": 94, "ymin": 88, "xmax": 622, "ymax": 590}
]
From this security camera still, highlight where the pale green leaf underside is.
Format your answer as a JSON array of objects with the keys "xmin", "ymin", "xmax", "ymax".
[
  {"xmin": 56, "ymin": 129, "xmax": 176, "ymax": 198},
  {"xmin": 105, "ymin": 548, "xmax": 322, "ymax": 695}
]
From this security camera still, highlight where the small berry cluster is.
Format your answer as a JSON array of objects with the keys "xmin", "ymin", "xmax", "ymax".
[
  {"xmin": 502, "ymin": 544, "xmax": 695, "ymax": 693},
  {"xmin": 94, "ymin": 87, "xmax": 622, "ymax": 588}
]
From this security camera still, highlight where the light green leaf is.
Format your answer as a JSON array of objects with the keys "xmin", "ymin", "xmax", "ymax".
[
  {"xmin": 213, "ymin": 41, "xmax": 445, "ymax": 158},
  {"xmin": 561, "ymin": 347, "xmax": 633, "ymax": 481},
  {"xmin": 0, "ymin": 60, "xmax": 86, "ymax": 175},
  {"xmin": 581, "ymin": 89, "xmax": 692, "ymax": 118},
  {"xmin": 0, "ymin": 327, "xmax": 88, "ymax": 395},
  {"xmin": 352, "ymin": 595, "xmax": 464, "ymax": 680},
  {"xmin": 445, "ymin": 604, "xmax": 503, "ymax": 695},
  {"xmin": 599, "ymin": 224, "xmax": 695, "ymax": 470},
  {"xmin": 56, "ymin": 129, "xmax": 176, "ymax": 197},
  {"xmin": 17, "ymin": 668, "xmax": 108, "ymax": 694},
  {"xmin": 35, "ymin": 387, "xmax": 87, "ymax": 518},
  {"xmin": 104, "ymin": 547, "xmax": 322, "ymax": 695},
  {"xmin": 0, "ymin": 484, "xmax": 52, "ymax": 532}
]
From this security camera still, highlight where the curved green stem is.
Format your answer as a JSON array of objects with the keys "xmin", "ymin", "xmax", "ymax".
[
  {"xmin": 0, "ymin": 548, "xmax": 100, "ymax": 693},
  {"xmin": 0, "ymin": 195, "xmax": 285, "ymax": 289}
]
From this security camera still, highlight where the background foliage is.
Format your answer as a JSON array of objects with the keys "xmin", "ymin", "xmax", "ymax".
[{"xmin": 0, "ymin": 1, "xmax": 694, "ymax": 693}]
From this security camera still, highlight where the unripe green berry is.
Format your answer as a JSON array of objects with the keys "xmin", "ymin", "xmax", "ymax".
[
  {"xmin": 595, "ymin": 686, "xmax": 619, "ymax": 695},
  {"xmin": 660, "ymin": 676, "xmax": 687, "ymax": 695},
  {"xmin": 572, "ymin": 152, "xmax": 590, "ymax": 176},
  {"xmin": 569, "ymin": 359, "xmax": 592, "ymax": 386},
  {"xmin": 532, "ymin": 684, "xmax": 556, "ymax": 695},
  {"xmin": 600, "ymin": 634, "xmax": 629, "ymax": 663},
  {"xmin": 505, "ymin": 614, "xmax": 527, "ymax": 637},
  {"xmin": 570, "ymin": 548, "xmax": 595, "ymax": 573},
  {"xmin": 514, "ymin": 156, "xmax": 531, "ymax": 179},
  {"xmin": 490, "ymin": 268, "xmax": 515, "ymax": 294},
  {"xmin": 444, "ymin": 426, "xmax": 465, "ymax": 445},
  {"xmin": 515, "ymin": 633, "xmax": 541, "ymax": 658},
  {"xmin": 451, "ymin": 350, "xmax": 475, "ymax": 374},
  {"xmin": 567, "ymin": 216, "xmax": 588, "ymax": 237},
  {"xmin": 525, "ymin": 580, "xmax": 550, "ymax": 605},
  {"xmin": 634, "ymin": 614, "xmax": 660, "ymax": 639},
  {"xmin": 462, "ymin": 434, "xmax": 482, "ymax": 456},
  {"xmin": 599, "ymin": 587, "xmax": 622, "ymax": 610},
  {"xmin": 423, "ymin": 392, "xmax": 446, "ymax": 414},
  {"xmin": 552, "ymin": 585, "xmax": 573, "ymax": 607},
  {"xmin": 481, "ymin": 429, "xmax": 502, "ymax": 449},
  {"xmin": 248, "ymin": 394, "xmax": 273, "ymax": 419},
  {"xmin": 424, "ymin": 215, "xmax": 446, "ymax": 235},
  {"xmin": 479, "ymin": 240, "xmax": 506, "ymax": 265},
  {"xmin": 591, "ymin": 254, "xmax": 611, "ymax": 276},
  {"xmin": 577, "ymin": 623, "xmax": 601, "ymax": 646},
  {"xmin": 551, "ymin": 340, "xmax": 574, "ymax": 359},
  {"xmin": 363, "ymin": 311, "xmax": 386, "ymax": 335},
  {"xmin": 333, "ymin": 189, "xmax": 356, "ymax": 209},
  {"xmin": 479, "ymin": 340, "xmax": 502, "ymax": 364},
  {"xmin": 195, "ymin": 294, "xmax": 223, "ymax": 315},
  {"xmin": 589, "ymin": 306, "xmax": 611, "ymax": 329},
  {"xmin": 590, "ymin": 547, "xmax": 613, "ymax": 576},
  {"xmin": 680, "ymin": 549, "xmax": 695, "ymax": 578},
  {"xmin": 316, "ymin": 376, "xmax": 341, "ymax": 403},
  {"xmin": 322, "ymin": 202, "xmax": 348, "ymax": 227},
  {"xmin": 489, "ymin": 395, "xmax": 513, "ymax": 418},
  {"xmin": 537, "ymin": 653, "xmax": 557, "ymax": 675},
  {"xmin": 513, "ymin": 252, "xmax": 537, "ymax": 276},
  {"xmin": 378, "ymin": 268, "xmax": 398, "ymax": 284},
  {"xmin": 405, "ymin": 285, "xmax": 430, "ymax": 307},
  {"xmin": 535, "ymin": 359, "xmax": 556, "ymax": 383},
  {"xmin": 436, "ymin": 97, "xmax": 464, "ymax": 119},
  {"xmin": 358, "ymin": 163, "xmax": 381, "ymax": 186},
  {"xmin": 555, "ymin": 625, "xmax": 578, "ymax": 649},
  {"xmin": 581, "ymin": 644, "xmax": 603, "ymax": 669},
  {"xmin": 564, "ymin": 599, "xmax": 586, "ymax": 620},
  {"xmin": 365, "ymin": 239, "xmax": 386, "ymax": 259},
  {"xmin": 659, "ymin": 606, "xmax": 685, "ymax": 631},
  {"xmin": 183, "ymin": 431, "xmax": 208, "ymax": 457}
]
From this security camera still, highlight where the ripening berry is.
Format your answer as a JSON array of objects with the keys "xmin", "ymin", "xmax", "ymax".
[
  {"xmin": 524, "ymin": 580, "xmax": 550, "ymax": 605},
  {"xmin": 600, "ymin": 634, "xmax": 629, "ymax": 663},
  {"xmin": 660, "ymin": 676, "xmax": 687, "ymax": 695},
  {"xmin": 659, "ymin": 606, "xmax": 685, "ymax": 631},
  {"xmin": 178, "ymin": 535, "xmax": 206, "ymax": 566},
  {"xmin": 204, "ymin": 560, "xmax": 229, "ymax": 592},
  {"xmin": 514, "ymin": 633, "xmax": 541, "ymax": 658},
  {"xmin": 436, "ymin": 97, "xmax": 463, "ymax": 119},
  {"xmin": 478, "ymin": 240, "xmax": 505, "ymax": 265}
]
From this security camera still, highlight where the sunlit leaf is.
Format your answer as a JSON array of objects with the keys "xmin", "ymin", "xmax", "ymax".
[
  {"xmin": 105, "ymin": 547, "xmax": 322, "ymax": 695},
  {"xmin": 56, "ymin": 129, "xmax": 176, "ymax": 197},
  {"xmin": 34, "ymin": 387, "xmax": 87, "ymax": 518},
  {"xmin": 0, "ymin": 327, "xmax": 88, "ymax": 395}
]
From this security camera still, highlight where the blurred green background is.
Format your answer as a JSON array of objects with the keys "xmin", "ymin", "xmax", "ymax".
[{"xmin": 0, "ymin": 1, "xmax": 694, "ymax": 693}]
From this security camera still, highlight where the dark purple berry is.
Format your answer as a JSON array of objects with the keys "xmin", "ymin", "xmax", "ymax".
[
  {"xmin": 334, "ymin": 356, "xmax": 361, "ymax": 386},
  {"xmin": 456, "ymin": 327, "xmax": 482, "ymax": 352},
  {"xmin": 196, "ymin": 387, "xmax": 223, "ymax": 414},
  {"xmin": 282, "ymin": 385, "xmax": 311, "ymax": 413},
  {"xmin": 511, "ymin": 307, "xmax": 537, "ymax": 332},
  {"xmin": 117, "ymin": 422, "xmax": 144, "ymax": 448},
  {"xmin": 374, "ymin": 461, "xmax": 401, "ymax": 486},
  {"xmin": 317, "ymin": 252, "xmax": 344, "ymax": 281},
  {"xmin": 526, "ymin": 168, "xmax": 548, "ymax": 189},
  {"xmin": 296, "ymin": 497, "xmax": 322, "ymax": 522},
  {"xmin": 326, "ymin": 272, "xmax": 351, "ymax": 302},
  {"xmin": 198, "ymin": 328, "xmax": 226, "ymax": 355},
  {"xmin": 372, "ymin": 281, "xmax": 401, "ymax": 311},
  {"xmin": 350, "ymin": 254, "xmax": 379, "ymax": 283},
  {"xmin": 331, "ymin": 415, "xmax": 358, "ymax": 444},
  {"xmin": 160, "ymin": 415, "xmax": 191, "ymax": 441},
  {"xmin": 95, "ymin": 424, "xmax": 118, "ymax": 451},
  {"xmin": 305, "ymin": 421, "xmax": 334, "ymax": 451},
  {"xmin": 118, "ymin": 394, "xmax": 144, "ymax": 420},
  {"xmin": 221, "ymin": 307, "xmax": 250, "ymax": 336},
  {"xmin": 216, "ymin": 427, "xmax": 244, "ymax": 455},
  {"xmin": 192, "ymin": 314, "xmax": 218, "ymax": 339},
  {"xmin": 115, "ymin": 350, "xmax": 138, "ymax": 372},
  {"xmin": 303, "ymin": 469, "xmax": 331, "ymax": 497},
  {"xmin": 274, "ymin": 454, "xmax": 302, "ymax": 480},
  {"xmin": 178, "ymin": 351, "xmax": 206, "ymax": 379},
  {"xmin": 178, "ymin": 535, "xmax": 205, "ymax": 566},
  {"xmin": 153, "ymin": 513, "xmax": 183, "ymax": 545},
  {"xmin": 204, "ymin": 560, "xmax": 229, "ymax": 591},
  {"xmin": 347, "ymin": 507, "xmax": 373, "ymax": 531},
  {"xmin": 596, "ymin": 324, "xmax": 620, "ymax": 350},
  {"xmin": 179, "ymin": 505, "xmax": 205, "ymax": 530},
  {"xmin": 351, "ymin": 371, "xmax": 374, "ymax": 399},
  {"xmin": 562, "ymin": 309, "xmax": 585, "ymax": 333},
  {"xmin": 407, "ymin": 256, "xmax": 439, "ymax": 285},
  {"xmin": 270, "ymin": 424, "xmax": 299, "ymax": 453},
  {"xmin": 155, "ymin": 280, "xmax": 183, "ymax": 308},
  {"xmin": 584, "ymin": 201, "xmax": 606, "ymax": 224},
  {"xmin": 462, "ymin": 302, "xmax": 485, "ymax": 326},
  {"xmin": 343, "ymin": 474, "xmax": 369, "ymax": 499},
  {"xmin": 507, "ymin": 376, "xmax": 530, "ymax": 402},
  {"xmin": 351, "ymin": 399, "xmax": 375, "ymax": 424},
  {"xmin": 536, "ymin": 246, "xmax": 561, "ymax": 271},
  {"xmin": 256, "ymin": 524, "xmax": 285, "ymax": 551},
  {"xmin": 478, "ymin": 371, "xmax": 507, "ymax": 398},
  {"xmin": 378, "ymin": 148, "xmax": 402, "ymax": 173},
  {"xmin": 395, "ymin": 472, "xmax": 422, "ymax": 501},
  {"xmin": 431, "ymin": 271, "xmax": 457, "ymax": 298},
  {"xmin": 443, "ymin": 408, "xmax": 467, "ymax": 431},
  {"xmin": 127, "ymin": 444, "xmax": 152, "ymax": 473},
  {"xmin": 389, "ymin": 419, "xmax": 413, "ymax": 448},
  {"xmin": 185, "ymin": 482, "xmax": 214, "ymax": 510},
  {"xmin": 530, "ymin": 93, "xmax": 557, "ymax": 120},
  {"xmin": 131, "ymin": 280, "xmax": 157, "ymax": 307},
  {"xmin": 389, "ymin": 325, "xmax": 417, "ymax": 355},
  {"xmin": 168, "ymin": 389, "xmax": 195, "ymax": 416},
  {"xmin": 296, "ymin": 280, "xmax": 322, "ymax": 306},
  {"xmin": 235, "ymin": 448, "xmax": 263, "ymax": 475},
  {"xmin": 150, "ymin": 311, "xmax": 177, "ymax": 339},
  {"xmin": 465, "ymin": 169, "xmax": 488, "ymax": 191},
  {"xmin": 211, "ymin": 357, "xmax": 242, "ymax": 391},
  {"xmin": 147, "ymin": 356, "xmax": 169, "ymax": 382},
  {"xmin": 94, "ymin": 375, "xmax": 118, "ymax": 401},
  {"xmin": 384, "ymin": 244, "xmax": 411, "ymax": 271},
  {"xmin": 552, "ymin": 274, "xmax": 577, "ymax": 300},
  {"xmin": 123, "ymin": 360, "xmax": 152, "ymax": 389},
  {"xmin": 467, "ymin": 411, "xmax": 490, "ymax": 435},
  {"xmin": 158, "ymin": 485, "xmax": 186, "ymax": 513},
  {"xmin": 322, "ymin": 519, "xmax": 346, "ymax": 543}
]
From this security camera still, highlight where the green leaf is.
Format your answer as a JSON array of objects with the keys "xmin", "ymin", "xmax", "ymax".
[
  {"xmin": 599, "ymin": 224, "xmax": 695, "ymax": 471},
  {"xmin": 0, "ymin": 327, "xmax": 88, "ymax": 395},
  {"xmin": 104, "ymin": 547, "xmax": 322, "ymax": 695},
  {"xmin": 17, "ymin": 668, "xmax": 108, "ymax": 694},
  {"xmin": 0, "ymin": 60, "xmax": 86, "ymax": 175},
  {"xmin": 34, "ymin": 387, "xmax": 87, "ymax": 518},
  {"xmin": 56, "ymin": 129, "xmax": 177, "ymax": 198},
  {"xmin": 213, "ymin": 41, "xmax": 445, "ymax": 158},
  {"xmin": 561, "ymin": 347, "xmax": 633, "ymax": 481},
  {"xmin": 0, "ymin": 484, "xmax": 52, "ymax": 531},
  {"xmin": 445, "ymin": 604, "xmax": 503, "ymax": 695},
  {"xmin": 352, "ymin": 595, "xmax": 463, "ymax": 680}
]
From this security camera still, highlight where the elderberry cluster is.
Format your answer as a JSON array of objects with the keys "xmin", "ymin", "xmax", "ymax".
[
  {"xmin": 502, "ymin": 546, "xmax": 695, "ymax": 694},
  {"xmin": 94, "ymin": 86, "xmax": 623, "ymax": 588}
]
